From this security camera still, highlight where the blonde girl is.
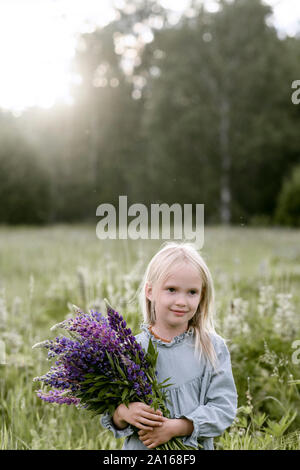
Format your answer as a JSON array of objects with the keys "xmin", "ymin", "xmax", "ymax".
[{"xmin": 101, "ymin": 242, "xmax": 237, "ymax": 450}]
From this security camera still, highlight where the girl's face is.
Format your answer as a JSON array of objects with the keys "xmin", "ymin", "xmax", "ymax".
[{"xmin": 146, "ymin": 262, "xmax": 202, "ymax": 334}]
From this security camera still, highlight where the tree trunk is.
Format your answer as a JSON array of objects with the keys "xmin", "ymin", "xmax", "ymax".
[{"xmin": 219, "ymin": 96, "xmax": 231, "ymax": 224}]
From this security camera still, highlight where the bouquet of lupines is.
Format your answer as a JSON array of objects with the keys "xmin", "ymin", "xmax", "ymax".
[{"xmin": 32, "ymin": 301, "xmax": 196, "ymax": 450}]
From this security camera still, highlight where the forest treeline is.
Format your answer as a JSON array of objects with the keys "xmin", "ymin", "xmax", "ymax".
[{"xmin": 0, "ymin": 0, "xmax": 300, "ymax": 225}]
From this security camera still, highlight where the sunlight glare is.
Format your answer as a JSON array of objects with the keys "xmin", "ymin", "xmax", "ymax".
[
  {"xmin": 0, "ymin": 0, "xmax": 115, "ymax": 113},
  {"xmin": 0, "ymin": 0, "xmax": 299, "ymax": 113}
]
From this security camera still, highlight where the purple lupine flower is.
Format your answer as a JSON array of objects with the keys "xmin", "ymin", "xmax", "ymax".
[
  {"xmin": 36, "ymin": 389, "xmax": 80, "ymax": 405},
  {"xmin": 33, "ymin": 303, "xmax": 191, "ymax": 450},
  {"xmin": 33, "ymin": 304, "xmax": 154, "ymax": 408},
  {"xmin": 106, "ymin": 305, "xmax": 149, "ymax": 369}
]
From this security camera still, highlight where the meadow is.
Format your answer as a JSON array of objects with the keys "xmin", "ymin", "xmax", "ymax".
[{"xmin": 0, "ymin": 225, "xmax": 300, "ymax": 450}]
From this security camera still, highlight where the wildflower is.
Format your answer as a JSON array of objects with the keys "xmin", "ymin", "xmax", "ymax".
[
  {"xmin": 273, "ymin": 293, "xmax": 298, "ymax": 340},
  {"xmin": 29, "ymin": 275, "xmax": 35, "ymax": 303},
  {"xmin": 258, "ymin": 285, "xmax": 275, "ymax": 316},
  {"xmin": 0, "ymin": 289, "xmax": 8, "ymax": 329},
  {"xmin": 33, "ymin": 303, "xmax": 193, "ymax": 450},
  {"xmin": 220, "ymin": 297, "xmax": 250, "ymax": 338},
  {"xmin": 36, "ymin": 389, "xmax": 80, "ymax": 405}
]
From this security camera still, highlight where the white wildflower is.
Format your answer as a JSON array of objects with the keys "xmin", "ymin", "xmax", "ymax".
[
  {"xmin": 258, "ymin": 285, "xmax": 275, "ymax": 316},
  {"xmin": 46, "ymin": 274, "xmax": 74, "ymax": 301},
  {"xmin": 1, "ymin": 331, "xmax": 23, "ymax": 354},
  {"xmin": 32, "ymin": 340, "xmax": 51, "ymax": 349},
  {"xmin": 50, "ymin": 320, "xmax": 68, "ymax": 331},
  {"xmin": 0, "ymin": 289, "xmax": 8, "ymax": 329},
  {"xmin": 221, "ymin": 297, "xmax": 250, "ymax": 337},
  {"xmin": 259, "ymin": 341, "xmax": 277, "ymax": 365},
  {"xmin": 77, "ymin": 266, "xmax": 89, "ymax": 304},
  {"xmin": 12, "ymin": 296, "xmax": 22, "ymax": 317},
  {"xmin": 0, "ymin": 340, "xmax": 6, "ymax": 365},
  {"xmin": 29, "ymin": 275, "xmax": 35, "ymax": 303},
  {"xmin": 273, "ymin": 293, "xmax": 298, "ymax": 340}
]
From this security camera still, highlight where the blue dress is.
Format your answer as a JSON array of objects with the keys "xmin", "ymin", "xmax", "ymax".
[{"xmin": 100, "ymin": 324, "xmax": 238, "ymax": 450}]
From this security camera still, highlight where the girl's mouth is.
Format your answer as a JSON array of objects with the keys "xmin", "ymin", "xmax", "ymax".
[{"xmin": 171, "ymin": 309, "xmax": 187, "ymax": 317}]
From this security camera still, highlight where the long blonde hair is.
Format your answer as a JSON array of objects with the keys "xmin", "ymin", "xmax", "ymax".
[{"xmin": 138, "ymin": 241, "xmax": 218, "ymax": 370}]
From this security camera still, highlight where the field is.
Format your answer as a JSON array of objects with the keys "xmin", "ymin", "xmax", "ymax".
[{"xmin": 0, "ymin": 225, "xmax": 300, "ymax": 450}]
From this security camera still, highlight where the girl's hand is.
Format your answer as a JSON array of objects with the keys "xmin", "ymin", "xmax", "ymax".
[
  {"xmin": 114, "ymin": 402, "xmax": 164, "ymax": 431},
  {"xmin": 138, "ymin": 417, "xmax": 176, "ymax": 449}
]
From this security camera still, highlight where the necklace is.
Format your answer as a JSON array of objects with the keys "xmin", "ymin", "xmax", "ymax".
[{"xmin": 148, "ymin": 325, "xmax": 171, "ymax": 343}]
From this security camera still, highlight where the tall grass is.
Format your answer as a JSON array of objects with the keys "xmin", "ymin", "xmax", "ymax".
[{"xmin": 0, "ymin": 225, "xmax": 299, "ymax": 449}]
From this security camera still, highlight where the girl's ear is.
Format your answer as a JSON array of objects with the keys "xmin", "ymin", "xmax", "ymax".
[{"xmin": 145, "ymin": 282, "xmax": 153, "ymax": 301}]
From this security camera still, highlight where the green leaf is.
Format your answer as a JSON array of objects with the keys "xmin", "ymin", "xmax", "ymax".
[
  {"xmin": 135, "ymin": 351, "xmax": 141, "ymax": 365},
  {"xmin": 145, "ymin": 338, "xmax": 158, "ymax": 367},
  {"xmin": 159, "ymin": 377, "xmax": 173, "ymax": 385},
  {"xmin": 106, "ymin": 351, "xmax": 115, "ymax": 371},
  {"xmin": 115, "ymin": 361, "xmax": 127, "ymax": 380},
  {"xmin": 121, "ymin": 388, "xmax": 129, "ymax": 402},
  {"xmin": 80, "ymin": 379, "xmax": 96, "ymax": 385},
  {"xmin": 160, "ymin": 383, "xmax": 175, "ymax": 389}
]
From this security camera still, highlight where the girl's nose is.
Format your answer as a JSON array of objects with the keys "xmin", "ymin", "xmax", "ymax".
[{"xmin": 175, "ymin": 295, "xmax": 187, "ymax": 306}]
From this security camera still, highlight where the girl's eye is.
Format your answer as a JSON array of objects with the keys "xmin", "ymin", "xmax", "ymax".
[{"xmin": 167, "ymin": 287, "xmax": 197, "ymax": 294}]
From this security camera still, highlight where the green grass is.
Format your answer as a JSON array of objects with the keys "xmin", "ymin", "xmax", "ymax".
[{"xmin": 0, "ymin": 224, "xmax": 299, "ymax": 449}]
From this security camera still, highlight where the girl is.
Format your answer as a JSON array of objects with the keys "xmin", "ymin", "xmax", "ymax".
[{"xmin": 101, "ymin": 242, "xmax": 237, "ymax": 450}]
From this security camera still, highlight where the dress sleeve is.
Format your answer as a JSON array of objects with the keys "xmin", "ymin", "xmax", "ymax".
[
  {"xmin": 100, "ymin": 412, "xmax": 135, "ymax": 439},
  {"xmin": 177, "ymin": 337, "xmax": 238, "ymax": 448}
]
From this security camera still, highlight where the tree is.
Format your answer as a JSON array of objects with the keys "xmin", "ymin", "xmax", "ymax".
[
  {"xmin": 0, "ymin": 129, "xmax": 51, "ymax": 224},
  {"xmin": 275, "ymin": 165, "xmax": 300, "ymax": 227},
  {"xmin": 67, "ymin": 0, "xmax": 167, "ymax": 217},
  {"xmin": 138, "ymin": 0, "xmax": 300, "ymax": 223}
]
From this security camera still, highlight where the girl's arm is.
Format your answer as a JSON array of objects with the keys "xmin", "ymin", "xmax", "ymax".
[
  {"xmin": 113, "ymin": 402, "xmax": 164, "ymax": 430},
  {"xmin": 112, "ymin": 405, "xmax": 128, "ymax": 430},
  {"xmin": 175, "ymin": 336, "xmax": 238, "ymax": 448},
  {"xmin": 100, "ymin": 402, "xmax": 163, "ymax": 440},
  {"xmin": 137, "ymin": 417, "xmax": 194, "ymax": 449},
  {"xmin": 169, "ymin": 417, "xmax": 194, "ymax": 437}
]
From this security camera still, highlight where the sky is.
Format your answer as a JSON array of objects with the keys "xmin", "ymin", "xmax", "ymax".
[{"xmin": 0, "ymin": 0, "xmax": 299, "ymax": 114}]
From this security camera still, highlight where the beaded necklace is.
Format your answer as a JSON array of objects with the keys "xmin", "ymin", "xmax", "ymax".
[
  {"xmin": 148, "ymin": 325, "xmax": 171, "ymax": 343},
  {"xmin": 148, "ymin": 324, "xmax": 188, "ymax": 344}
]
